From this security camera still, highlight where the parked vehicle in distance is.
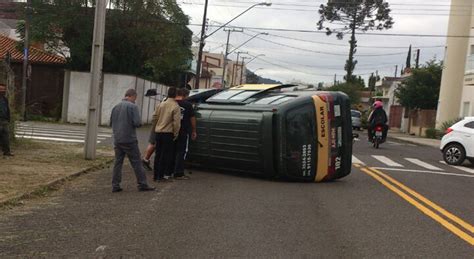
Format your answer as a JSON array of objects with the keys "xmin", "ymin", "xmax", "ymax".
[
  {"xmin": 188, "ymin": 84, "xmax": 356, "ymax": 182},
  {"xmin": 351, "ymin": 109, "xmax": 362, "ymax": 131},
  {"xmin": 440, "ymin": 117, "xmax": 474, "ymax": 165}
]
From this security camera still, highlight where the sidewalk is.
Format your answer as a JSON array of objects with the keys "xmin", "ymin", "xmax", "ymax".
[{"xmin": 388, "ymin": 130, "xmax": 441, "ymax": 149}]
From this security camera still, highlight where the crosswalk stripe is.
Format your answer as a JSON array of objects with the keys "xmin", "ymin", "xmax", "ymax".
[
  {"xmin": 16, "ymin": 127, "xmax": 112, "ymax": 136},
  {"xmin": 405, "ymin": 158, "xmax": 442, "ymax": 171},
  {"xmin": 372, "ymin": 155, "xmax": 404, "ymax": 167},
  {"xmin": 16, "ymin": 131, "xmax": 107, "ymax": 140},
  {"xmin": 16, "ymin": 135, "xmax": 101, "ymax": 143},
  {"xmin": 16, "ymin": 130, "xmax": 110, "ymax": 138},
  {"xmin": 440, "ymin": 161, "xmax": 474, "ymax": 175},
  {"xmin": 352, "ymin": 155, "xmax": 365, "ymax": 165}
]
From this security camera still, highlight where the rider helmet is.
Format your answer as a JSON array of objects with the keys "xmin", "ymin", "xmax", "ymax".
[{"xmin": 373, "ymin": 100, "xmax": 383, "ymax": 109}]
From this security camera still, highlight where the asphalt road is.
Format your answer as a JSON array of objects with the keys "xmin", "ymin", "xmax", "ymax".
[{"xmin": 0, "ymin": 136, "xmax": 473, "ymax": 257}]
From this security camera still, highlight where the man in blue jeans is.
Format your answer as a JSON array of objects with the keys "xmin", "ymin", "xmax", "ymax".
[{"xmin": 110, "ymin": 89, "xmax": 155, "ymax": 193}]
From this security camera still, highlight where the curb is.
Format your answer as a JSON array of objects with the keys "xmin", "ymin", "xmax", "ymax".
[
  {"xmin": 0, "ymin": 159, "xmax": 114, "ymax": 208},
  {"xmin": 390, "ymin": 136, "xmax": 440, "ymax": 148}
]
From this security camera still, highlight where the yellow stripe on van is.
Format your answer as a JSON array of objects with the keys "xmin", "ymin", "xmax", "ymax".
[
  {"xmin": 313, "ymin": 95, "xmax": 330, "ymax": 182},
  {"xmin": 231, "ymin": 84, "xmax": 280, "ymax": 90}
]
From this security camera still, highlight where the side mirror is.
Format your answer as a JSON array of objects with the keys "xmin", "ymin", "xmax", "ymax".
[{"xmin": 145, "ymin": 89, "xmax": 158, "ymax": 97}]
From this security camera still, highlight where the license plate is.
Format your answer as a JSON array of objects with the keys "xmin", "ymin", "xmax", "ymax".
[{"xmin": 375, "ymin": 131, "xmax": 383, "ymax": 137}]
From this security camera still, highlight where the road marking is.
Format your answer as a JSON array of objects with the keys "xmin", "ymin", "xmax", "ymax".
[
  {"xmin": 405, "ymin": 158, "xmax": 443, "ymax": 171},
  {"xmin": 369, "ymin": 167, "xmax": 474, "ymax": 235},
  {"xmin": 359, "ymin": 166, "xmax": 474, "ymax": 245},
  {"xmin": 373, "ymin": 167, "xmax": 474, "ymax": 178},
  {"xmin": 16, "ymin": 131, "xmax": 108, "ymax": 140},
  {"xmin": 16, "ymin": 128, "xmax": 112, "ymax": 137},
  {"xmin": 16, "ymin": 135, "xmax": 102, "ymax": 143},
  {"xmin": 372, "ymin": 155, "xmax": 404, "ymax": 167},
  {"xmin": 440, "ymin": 161, "xmax": 474, "ymax": 175},
  {"xmin": 352, "ymin": 155, "xmax": 365, "ymax": 165}
]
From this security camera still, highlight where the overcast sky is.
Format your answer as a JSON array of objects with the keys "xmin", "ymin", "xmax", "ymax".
[{"xmin": 178, "ymin": 0, "xmax": 457, "ymax": 85}]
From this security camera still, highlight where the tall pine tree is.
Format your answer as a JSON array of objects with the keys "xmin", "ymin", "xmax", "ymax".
[{"xmin": 317, "ymin": 0, "xmax": 394, "ymax": 83}]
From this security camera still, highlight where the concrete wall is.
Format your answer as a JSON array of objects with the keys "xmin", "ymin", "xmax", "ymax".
[
  {"xmin": 436, "ymin": 0, "xmax": 473, "ymax": 127},
  {"xmin": 62, "ymin": 70, "xmax": 169, "ymax": 125}
]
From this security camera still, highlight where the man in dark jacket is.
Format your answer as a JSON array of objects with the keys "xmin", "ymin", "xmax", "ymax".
[
  {"xmin": 0, "ymin": 84, "xmax": 13, "ymax": 157},
  {"xmin": 110, "ymin": 89, "xmax": 155, "ymax": 193},
  {"xmin": 368, "ymin": 100, "xmax": 388, "ymax": 141},
  {"xmin": 174, "ymin": 88, "xmax": 197, "ymax": 179}
]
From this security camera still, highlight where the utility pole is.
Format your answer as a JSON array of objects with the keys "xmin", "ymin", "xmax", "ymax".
[
  {"xmin": 394, "ymin": 65, "xmax": 398, "ymax": 77},
  {"xmin": 240, "ymin": 56, "xmax": 249, "ymax": 85},
  {"xmin": 84, "ymin": 0, "xmax": 107, "ymax": 160},
  {"xmin": 232, "ymin": 51, "xmax": 247, "ymax": 86},
  {"xmin": 194, "ymin": 0, "xmax": 208, "ymax": 89},
  {"xmin": 21, "ymin": 0, "xmax": 31, "ymax": 121},
  {"xmin": 221, "ymin": 28, "xmax": 243, "ymax": 88}
]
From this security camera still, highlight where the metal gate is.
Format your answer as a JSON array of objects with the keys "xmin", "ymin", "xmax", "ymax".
[{"xmin": 389, "ymin": 105, "xmax": 403, "ymax": 128}]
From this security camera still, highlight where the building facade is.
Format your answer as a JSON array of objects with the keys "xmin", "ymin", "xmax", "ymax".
[{"xmin": 437, "ymin": 0, "xmax": 474, "ymax": 127}]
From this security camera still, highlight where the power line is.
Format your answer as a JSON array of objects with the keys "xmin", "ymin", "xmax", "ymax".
[{"xmin": 189, "ymin": 23, "xmax": 473, "ymax": 38}]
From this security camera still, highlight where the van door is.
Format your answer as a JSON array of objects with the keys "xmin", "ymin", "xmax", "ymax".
[{"xmin": 284, "ymin": 104, "xmax": 316, "ymax": 179}]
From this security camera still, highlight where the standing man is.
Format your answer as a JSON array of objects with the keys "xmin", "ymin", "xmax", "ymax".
[
  {"xmin": 153, "ymin": 87, "xmax": 181, "ymax": 182},
  {"xmin": 174, "ymin": 88, "xmax": 197, "ymax": 179},
  {"xmin": 0, "ymin": 84, "xmax": 13, "ymax": 157},
  {"xmin": 110, "ymin": 89, "xmax": 155, "ymax": 193}
]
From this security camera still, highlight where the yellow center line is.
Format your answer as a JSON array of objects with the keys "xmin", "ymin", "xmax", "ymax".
[
  {"xmin": 369, "ymin": 167, "xmax": 474, "ymax": 234},
  {"xmin": 359, "ymin": 167, "xmax": 474, "ymax": 246}
]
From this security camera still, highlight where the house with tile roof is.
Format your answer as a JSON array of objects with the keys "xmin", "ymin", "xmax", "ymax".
[{"xmin": 0, "ymin": 34, "xmax": 66, "ymax": 118}]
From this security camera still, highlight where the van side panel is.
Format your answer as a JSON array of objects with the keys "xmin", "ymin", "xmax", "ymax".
[{"xmin": 189, "ymin": 109, "xmax": 268, "ymax": 175}]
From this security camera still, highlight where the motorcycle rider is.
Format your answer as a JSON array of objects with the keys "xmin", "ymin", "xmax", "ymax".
[{"xmin": 368, "ymin": 100, "xmax": 388, "ymax": 142}]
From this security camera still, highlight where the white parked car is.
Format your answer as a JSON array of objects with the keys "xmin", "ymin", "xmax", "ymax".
[{"xmin": 440, "ymin": 117, "xmax": 474, "ymax": 165}]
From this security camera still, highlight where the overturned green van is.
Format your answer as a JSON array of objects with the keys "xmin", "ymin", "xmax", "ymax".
[{"xmin": 187, "ymin": 84, "xmax": 353, "ymax": 182}]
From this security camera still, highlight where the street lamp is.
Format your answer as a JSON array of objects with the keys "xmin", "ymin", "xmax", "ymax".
[
  {"xmin": 194, "ymin": 2, "xmax": 272, "ymax": 89},
  {"xmin": 228, "ymin": 32, "xmax": 268, "ymax": 55}
]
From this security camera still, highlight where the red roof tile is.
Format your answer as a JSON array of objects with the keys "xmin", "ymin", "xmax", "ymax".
[{"xmin": 0, "ymin": 35, "xmax": 66, "ymax": 65}]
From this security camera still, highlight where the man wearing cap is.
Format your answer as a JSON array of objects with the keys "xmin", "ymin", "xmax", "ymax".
[
  {"xmin": 110, "ymin": 89, "xmax": 155, "ymax": 193},
  {"xmin": 0, "ymin": 84, "xmax": 13, "ymax": 157}
]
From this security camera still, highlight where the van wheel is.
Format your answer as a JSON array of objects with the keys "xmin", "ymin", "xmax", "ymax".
[{"xmin": 443, "ymin": 143, "xmax": 466, "ymax": 165}]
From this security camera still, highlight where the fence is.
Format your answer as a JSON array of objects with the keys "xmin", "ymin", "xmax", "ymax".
[
  {"xmin": 408, "ymin": 109, "xmax": 437, "ymax": 137},
  {"xmin": 62, "ymin": 70, "xmax": 170, "ymax": 125}
]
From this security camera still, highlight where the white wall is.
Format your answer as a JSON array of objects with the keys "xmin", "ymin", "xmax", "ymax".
[
  {"xmin": 460, "ymin": 85, "xmax": 474, "ymax": 117},
  {"xmin": 64, "ymin": 71, "xmax": 169, "ymax": 125}
]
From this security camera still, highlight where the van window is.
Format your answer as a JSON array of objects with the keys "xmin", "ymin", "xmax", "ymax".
[
  {"xmin": 253, "ymin": 95, "xmax": 285, "ymax": 105},
  {"xmin": 285, "ymin": 105, "xmax": 316, "ymax": 177},
  {"xmin": 271, "ymin": 96, "xmax": 295, "ymax": 105},
  {"xmin": 229, "ymin": 90, "xmax": 259, "ymax": 101},
  {"xmin": 209, "ymin": 90, "xmax": 244, "ymax": 100}
]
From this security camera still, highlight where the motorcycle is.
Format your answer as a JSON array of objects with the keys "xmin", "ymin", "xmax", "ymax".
[{"xmin": 372, "ymin": 125, "xmax": 386, "ymax": 149}]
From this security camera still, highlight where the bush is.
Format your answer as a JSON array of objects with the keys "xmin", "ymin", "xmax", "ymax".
[{"xmin": 425, "ymin": 128, "xmax": 441, "ymax": 139}]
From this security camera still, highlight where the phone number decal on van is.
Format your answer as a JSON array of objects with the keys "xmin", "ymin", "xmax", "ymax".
[{"xmin": 301, "ymin": 144, "xmax": 313, "ymax": 177}]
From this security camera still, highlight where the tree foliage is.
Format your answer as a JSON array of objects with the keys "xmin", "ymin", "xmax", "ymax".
[
  {"xmin": 317, "ymin": 0, "xmax": 394, "ymax": 82},
  {"xmin": 395, "ymin": 60, "xmax": 443, "ymax": 110},
  {"xmin": 19, "ymin": 0, "xmax": 192, "ymax": 86},
  {"xmin": 326, "ymin": 82, "xmax": 362, "ymax": 105}
]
